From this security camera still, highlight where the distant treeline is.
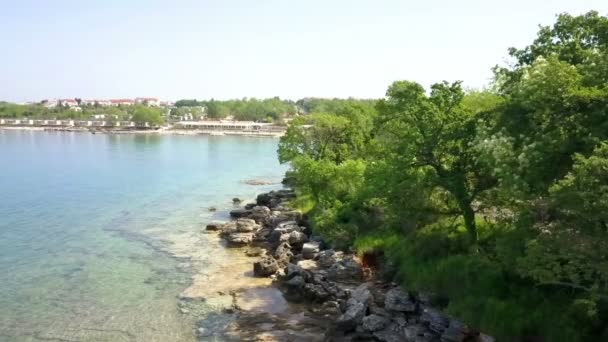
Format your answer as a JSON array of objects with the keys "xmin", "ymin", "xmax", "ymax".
[
  {"xmin": 0, "ymin": 102, "xmax": 164, "ymax": 125},
  {"xmin": 174, "ymin": 97, "xmax": 378, "ymax": 122}
]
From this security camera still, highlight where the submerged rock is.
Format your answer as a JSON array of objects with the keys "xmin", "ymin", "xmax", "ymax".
[{"xmin": 205, "ymin": 222, "xmax": 222, "ymax": 231}]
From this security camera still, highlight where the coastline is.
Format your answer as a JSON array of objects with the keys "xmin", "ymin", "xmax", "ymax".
[
  {"xmin": 0, "ymin": 125, "xmax": 285, "ymax": 137},
  {"xmin": 200, "ymin": 188, "xmax": 496, "ymax": 341}
]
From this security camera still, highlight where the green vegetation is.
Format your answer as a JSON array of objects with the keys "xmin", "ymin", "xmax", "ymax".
[
  {"xmin": 0, "ymin": 103, "xmax": 165, "ymax": 126},
  {"xmin": 278, "ymin": 11, "xmax": 608, "ymax": 341},
  {"xmin": 175, "ymin": 97, "xmax": 296, "ymax": 122}
]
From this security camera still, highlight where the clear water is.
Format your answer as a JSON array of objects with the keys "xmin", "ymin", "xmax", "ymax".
[{"xmin": 0, "ymin": 130, "xmax": 287, "ymax": 341}]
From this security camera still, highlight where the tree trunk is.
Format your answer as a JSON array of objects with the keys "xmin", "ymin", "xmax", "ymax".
[{"xmin": 461, "ymin": 202, "xmax": 478, "ymax": 245}]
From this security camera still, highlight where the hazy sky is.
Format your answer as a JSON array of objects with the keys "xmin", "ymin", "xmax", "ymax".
[{"xmin": 1, "ymin": 0, "xmax": 607, "ymax": 102}]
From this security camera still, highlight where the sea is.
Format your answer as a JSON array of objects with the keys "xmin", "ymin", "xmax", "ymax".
[{"xmin": 0, "ymin": 129, "xmax": 287, "ymax": 341}]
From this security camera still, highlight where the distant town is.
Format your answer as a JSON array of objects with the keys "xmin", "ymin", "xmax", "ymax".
[{"xmin": 35, "ymin": 97, "xmax": 174, "ymax": 111}]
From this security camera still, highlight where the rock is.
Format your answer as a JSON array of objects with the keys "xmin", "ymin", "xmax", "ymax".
[
  {"xmin": 249, "ymin": 205, "xmax": 271, "ymax": 224},
  {"xmin": 302, "ymin": 241, "xmax": 321, "ymax": 259},
  {"xmin": 373, "ymin": 329, "xmax": 404, "ymax": 342},
  {"xmin": 403, "ymin": 324, "xmax": 426, "ymax": 340},
  {"xmin": 256, "ymin": 192, "xmax": 272, "ymax": 206},
  {"xmin": 205, "ymin": 222, "xmax": 222, "ymax": 231},
  {"xmin": 226, "ymin": 232, "xmax": 253, "ymax": 246},
  {"xmin": 244, "ymin": 179, "xmax": 274, "ymax": 185},
  {"xmin": 296, "ymin": 259, "xmax": 319, "ymax": 271},
  {"xmin": 229, "ymin": 208, "xmax": 251, "ymax": 218},
  {"xmin": 288, "ymin": 231, "xmax": 308, "ymax": 245},
  {"xmin": 349, "ymin": 283, "xmax": 372, "ymax": 306},
  {"xmin": 253, "ymin": 256, "xmax": 279, "ymax": 277},
  {"xmin": 219, "ymin": 222, "xmax": 237, "ymax": 236},
  {"xmin": 303, "ymin": 283, "xmax": 330, "ymax": 302},
  {"xmin": 245, "ymin": 247, "xmax": 265, "ymax": 257},
  {"xmin": 253, "ymin": 227, "xmax": 272, "ymax": 241},
  {"xmin": 244, "ymin": 202, "xmax": 256, "ymax": 210},
  {"xmin": 274, "ymin": 242, "xmax": 293, "ymax": 267},
  {"xmin": 362, "ymin": 314, "xmax": 390, "ymax": 332},
  {"xmin": 285, "ymin": 275, "xmax": 305, "ymax": 288},
  {"xmin": 440, "ymin": 319, "xmax": 468, "ymax": 342},
  {"xmin": 336, "ymin": 302, "xmax": 366, "ymax": 331},
  {"xmin": 327, "ymin": 256, "xmax": 363, "ymax": 283},
  {"xmin": 232, "ymin": 197, "xmax": 242, "ymax": 204},
  {"xmin": 236, "ymin": 218, "xmax": 259, "ymax": 232},
  {"xmin": 420, "ymin": 307, "xmax": 450, "ymax": 334},
  {"xmin": 317, "ymin": 249, "xmax": 343, "ymax": 268},
  {"xmin": 208, "ymin": 206, "xmax": 217, "ymax": 212},
  {"xmin": 285, "ymin": 263, "xmax": 303, "ymax": 278},
  {"xmin": 384, "ymin": 287, "xmax": 416, "ymax": 313}
]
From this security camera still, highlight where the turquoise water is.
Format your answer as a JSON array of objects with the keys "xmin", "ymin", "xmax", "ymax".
[{"xmin": 0, "ymin": 130, "xmax": 287, "ymax": 341}]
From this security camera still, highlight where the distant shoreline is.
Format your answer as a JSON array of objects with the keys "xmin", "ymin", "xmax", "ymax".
[{"xmin": 0, "ymin": 125, "xmax": 285, "ymax": 137}]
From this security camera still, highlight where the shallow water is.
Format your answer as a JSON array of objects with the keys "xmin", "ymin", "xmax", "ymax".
[{"xmin": 0, "ymin": 130, "xmax": 287, "ymax": 341}]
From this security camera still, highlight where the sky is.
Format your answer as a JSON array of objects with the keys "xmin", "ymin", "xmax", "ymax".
[{"xmin": 1, "ymin": 0, "xmax": 607, "ymax": 102}]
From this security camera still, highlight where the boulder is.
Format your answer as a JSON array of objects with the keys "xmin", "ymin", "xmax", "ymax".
[
  {"xmin": 236, "ymin": 218, "xmax": 259, "ymax": 232},
  {"xmin": 256, "ymin": 192, "xmax": 272, "ymax": 206},
  {"xmin": 225, "ymin": 232, "xmax": 253, "ymax": 246},
  {"xmin": 373, "ymin": 329, "xmax": 406, "ymax": 342},
  {"xmin": 318, "ymin": 249, "xmax": 344, "ymax": 268},
  {"xmin": 285, "ymin": 275, "xmax": 305, "ymax": 288},
  {"xmin": 288, "ymin": 231, "xmax": 308, "ymax": 245},
  {"xmin": 244, "ymin": 202, "xmax": 257, "ymax": 210},
  {"xmin": 253, "ymin": 256, "xmax": 279, "ymax": 277},
  {"xmin": 219, "ymin": 222, "xmax": 237, "ymax": 236},
  {"xmin": 249, "ymin": 205, "xmax": 271, "ymax": 224},
  {"xmin": 229, "ymin": 208, "xmax": 251, "ymax": 218},
  {"xmin": 420, "ymin": 307, "xmax": 450, "ymax": 334},
  {"xmin": 327, "ymin": 256, "xmax": 363, "ymax": 283},
  {"xmin": 303, "ymin": 283, "xmax": 331, "ymax": 302},
  {"xmin": 384, "ymin": 287, "xmax": 416, "ymax": 313},
  {"xmin": 361, "ymin": 314, "xmax": 390, "ymax": 332},
  {"xmin": 274, "ymin": 242, "xmax": 293, "ymax": 267},
  {"xmin": 336, "ymin": 302, "xmax": 366, "ymax": 331},
  {"xmin": 440, "ymin": 319, "xmax": 468, "ymax": 342},
  {"xmin": 253, "ymin": 227, "xmax": 272, "ymax": 242},
  {"xmin": 286, "ymin": 263, "xmax": 304, "ymax": 279},
  {"xmin": 349, "ymin": 283, "xmax": 372, "ymax": 306},
  {"xmin": 232, "ymin": 197, "xmax": 242, "ymax": 204},
  {"xmin": 302, "ymin": 241, "xmax": 321, "ymax": 259}
]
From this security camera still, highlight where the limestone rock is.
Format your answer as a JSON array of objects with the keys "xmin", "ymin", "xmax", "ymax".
[
  {"xmin": 229, "ymin": 208, "xmax": 251, "ymax": 218},
  {"xmin": 253, "ymin": 256, "xmax": 279, "ymax": 277},
  {"xmin": 226, "ymin": 232, "xmax": 253, "ymax": 246},
  {"xmin": 361, "ymin": 314, "xmax": 390, "ymax": 332},
  {"xmin": 384, "ymin": 287, "xmax": 416, "ymax": 313},
  {"xmin": 327, "ymin": 256, "xmax": 363, "ymax": 283},
  {"xmin": 336, "ymin": 302, "xmax": 366, "ymax": 331},
  {"xmin": 236, "ymin": 218, "xmax": 259, "ymax": 232},
  {"xmin": 302, "ymin": 241, "xmax": 321, "ymax": 259}
]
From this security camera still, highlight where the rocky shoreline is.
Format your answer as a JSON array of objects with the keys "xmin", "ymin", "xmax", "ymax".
[{"xmin": 203, "ymin": 188, "xmax": 494, "ymax": 342}]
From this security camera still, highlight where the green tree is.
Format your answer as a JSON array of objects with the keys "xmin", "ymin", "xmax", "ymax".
[{"xmin": 375, "ymin": 81, "xmax": 496, "ymax": 245}]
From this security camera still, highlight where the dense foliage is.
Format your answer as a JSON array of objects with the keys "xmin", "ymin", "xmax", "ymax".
[{"xmin": 279, "ymin": 11, "xmax": 608, "ymax": 341}]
